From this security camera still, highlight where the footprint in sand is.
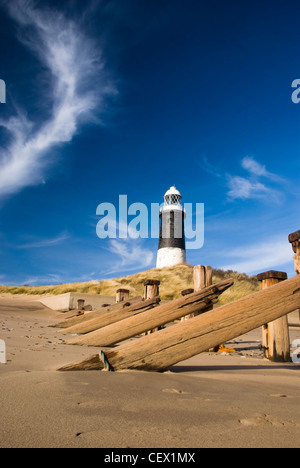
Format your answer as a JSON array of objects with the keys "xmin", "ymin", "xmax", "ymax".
[
  {"xmin": 239, "ymin": 415, "xmax": 270, "ymax": 427},
  {"xmin": 239, "ymin": 414, "xmax": 293, "ymax": 428}
]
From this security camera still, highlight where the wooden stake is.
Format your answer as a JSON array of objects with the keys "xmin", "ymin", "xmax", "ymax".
[
  {"xmin": 289, "ymin": 230, "xmax": 300, "ymax": 275},
  {"xmin": 58, "ymin": 274, "xmax": 300, "ymax": 372},
  {"xmin": 257, "ymin": 271, "xmax": 290, "ymax": 362},
  {"xmin": 143, "ymin": 280, "xmax": 161, "ymax": 334},
  {"xmin": 182, "ymin": 265, "xmax": 214, "ymax": 321},
  {"xmin": 194, "ymin": 266, "xmax": 218, "ymax": 348},
  {"xmin": 144, "ymin": 280, "xmax": 160, "ymax": 300},
  {"xmin": 77, "ymin": 299, "xmax": 85, "ymax": 310},
  {"xmin": 116, "ymin": 289, "xmax": 130, "ymax": 303},
  {"xmin": 67, "ymin": 278, "xmax": 233, "ymax": 347}
]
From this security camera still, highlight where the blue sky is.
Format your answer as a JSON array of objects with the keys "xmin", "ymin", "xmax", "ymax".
[{"xmin": 0, "ymin": 0, "xmax": 299, "ymax": 286}]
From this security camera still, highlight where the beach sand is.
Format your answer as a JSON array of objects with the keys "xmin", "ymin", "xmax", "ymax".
[{"xmin": 0, "ymin": 295, "xmax": 300, "ymax": 448}]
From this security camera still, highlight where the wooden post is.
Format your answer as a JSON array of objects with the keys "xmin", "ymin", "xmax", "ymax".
[
  {"xmin": 144, "ymin": 280, "xmax": 161, "ymax": 334},
  {"xmin": 67, "ymin": 279, "xmax": 233, "ymax": 347},
  {"xmin": 289, "ymin": 230, "xmax": 300, "ymax": 323},
  {"xmin": 144, "ymin": 280, "xmax": 160, "ymax": 300},
  {"xmin": 0, "ymin": 339, "xmax": 6, "ymax": 364},
  {"xmin": 289, "ymin": 230, "xmax": 300, "ymax": 275},
  {"xmin": 59, "ymin": 275, "xmax": 300, "ymax": 372},
  {"xmin": 182, "ymin": 265, "xmax": 213, "ymax": 321},
  {"xmin": 77, "ymin": 299, "xmax": 85, "ymax": 310},
  {"xmin": 116, "ymin": 289, "xmax": 130, "ymax": 303},
  {"xmin": 193, "ymin": 265, "xmax": 212, "ymax": 291},
  {"xmin": 194, "ymin": 266, "xmax": 220, "ymax": 349},
  {"xmin": 257, "ymin": 271, "xmax": 290, "ymax": 362}
]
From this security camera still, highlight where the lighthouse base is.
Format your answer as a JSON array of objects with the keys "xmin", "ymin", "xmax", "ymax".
[{"xmin": 156, "ymin": 247, "xmax": 186, "ymax": 269}]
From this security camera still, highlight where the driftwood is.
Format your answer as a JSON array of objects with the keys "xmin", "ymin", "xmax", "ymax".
[
  {"xmin": 59, "ymin": 275, "xmax": 300, "ymax": 372},
  {"xmin": 68, "ymin": 278, "xmax": 233, "ymax": 347},
  {"xmin": 52, "ymin": 296, "xmax": 143, "ymax": 328},
  {"xmin": 63, "ymin": 297, "xmax": 160, "ymax": 336}
]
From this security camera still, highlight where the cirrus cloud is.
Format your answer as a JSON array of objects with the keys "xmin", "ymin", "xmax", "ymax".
[
  {"xmin": 0, "ymin": 0, "xmax": 115, "ymax": 198},
  {"xmin": 227, "ymin": 156, "xmax": 284, "ymax": 202}
]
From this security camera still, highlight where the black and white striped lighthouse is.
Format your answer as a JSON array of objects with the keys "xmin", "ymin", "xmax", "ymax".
[{"xmin": 156, "ymin": 186, "xmax": 186, "ymax": 268}]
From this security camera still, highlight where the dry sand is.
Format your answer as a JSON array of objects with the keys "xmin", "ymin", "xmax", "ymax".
[{"xmin": 0, "ymin": 295, "xmax": 300, "ymax": 448}]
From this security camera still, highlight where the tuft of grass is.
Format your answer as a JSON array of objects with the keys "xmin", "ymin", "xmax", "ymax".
[{"xmin": 0, "ymin": 265, "xmax": 259, "ymax": 305}]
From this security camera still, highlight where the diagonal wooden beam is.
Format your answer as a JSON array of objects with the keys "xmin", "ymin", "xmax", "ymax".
[
  {"xmin": 59, "ymin": 275, "xmax": 300, "ymax": 373},
  {"xmin": 68, "ymin": 278, "xmax": 233, "ymax": 347}
]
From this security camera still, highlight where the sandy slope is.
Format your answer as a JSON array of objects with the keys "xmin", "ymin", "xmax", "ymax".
[{"xmin": 0, "ymin": 296, "xmax": 300, "ymax": 448}]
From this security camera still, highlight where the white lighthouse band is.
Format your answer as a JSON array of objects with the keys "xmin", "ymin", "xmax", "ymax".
[{"xmin": 156, "ymin": 186, "xmax": 187, "ymax": 268}]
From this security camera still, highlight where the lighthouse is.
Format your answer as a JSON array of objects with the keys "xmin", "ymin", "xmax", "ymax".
[{"xmin": 156, "ymin": 186, "xmax": 186, "ymax": 268}]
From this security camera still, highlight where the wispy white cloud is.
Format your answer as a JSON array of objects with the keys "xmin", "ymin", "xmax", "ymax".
[
  {"xmin": 227, "ymin": 175, "xmax": 280, "ymax": 201},
  {"xmin": 17, "ymin": 231, "xmax": 70, "ymax": 249},
  {"xmin": 220, "ymin": 235, "xmax": 292, "ymax": 275},
  {"xmin": 199, "ymin": 155, "xmax": 285, "ymax": 202},
  {"xmin": 22, "ymin": 273, "xmax": 64, "ymax": 286},
  {"xmin": 0, "ymin": 0, "xmax": 115, "ymax": 198},
  {"xmin": 108, "ymin": 238, "xmax": 154, "ymax": 273},
  {"xmin": 96, "ymin": 218, "xmax": 154, "ymax": 275},
  {"xmin": 104, "ymin": 218, "xmax": 154, "ymax": 275},
  {"xmin": 241, "ymin": 156, "xmax": 285, "ymax": 183},
  {"xmin": 227, "ymin": 156, "xmax": 284, "ymax": 202}
]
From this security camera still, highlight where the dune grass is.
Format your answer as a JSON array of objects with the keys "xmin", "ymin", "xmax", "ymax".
[
  {"xmin": 99, "ymin": 264, "xmax": 259, "ymax": 304},
  {"xmin": 0, "ymin": 264, "xmax": 259, "ymax": 305},
  {"xmin": 0, "ymin": 281, "xmax": 101, "ymax": 296}
]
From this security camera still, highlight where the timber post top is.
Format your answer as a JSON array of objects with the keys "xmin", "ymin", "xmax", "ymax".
[
  {"xmin": 144, "ymin": 279, "xmax": 161, "ymax": 286},
  {"xmin": 257, "ymin": 270, "xmax": 288, "ymax": 282},
  {"xmin": 288, "ymin": 230, "xmax": 300, "ymax": 243},
  {"xmin": 181, "ymin": 288, "xmax": 194, "ymax": 296}
]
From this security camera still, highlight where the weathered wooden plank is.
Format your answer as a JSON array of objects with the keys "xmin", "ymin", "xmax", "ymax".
[
  {"xmin": 63, "ymin": 297, "xmax": 160, "ymax": 336},
  {"xmin": 52, "ymin": 296, "xmax": 143, "ymax": 328},
  {"xmin": 58, "ymin": 274, "xmax": 300, "ymax": 372},
  {"xmin": 68, "ymin": 278, "xmax": 233, "ymax": 346}
]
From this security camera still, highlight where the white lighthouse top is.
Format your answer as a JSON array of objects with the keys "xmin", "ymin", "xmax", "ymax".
[{"xmin": 162, "ymin": 186, "xmax": 183, "ymax": 211}]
